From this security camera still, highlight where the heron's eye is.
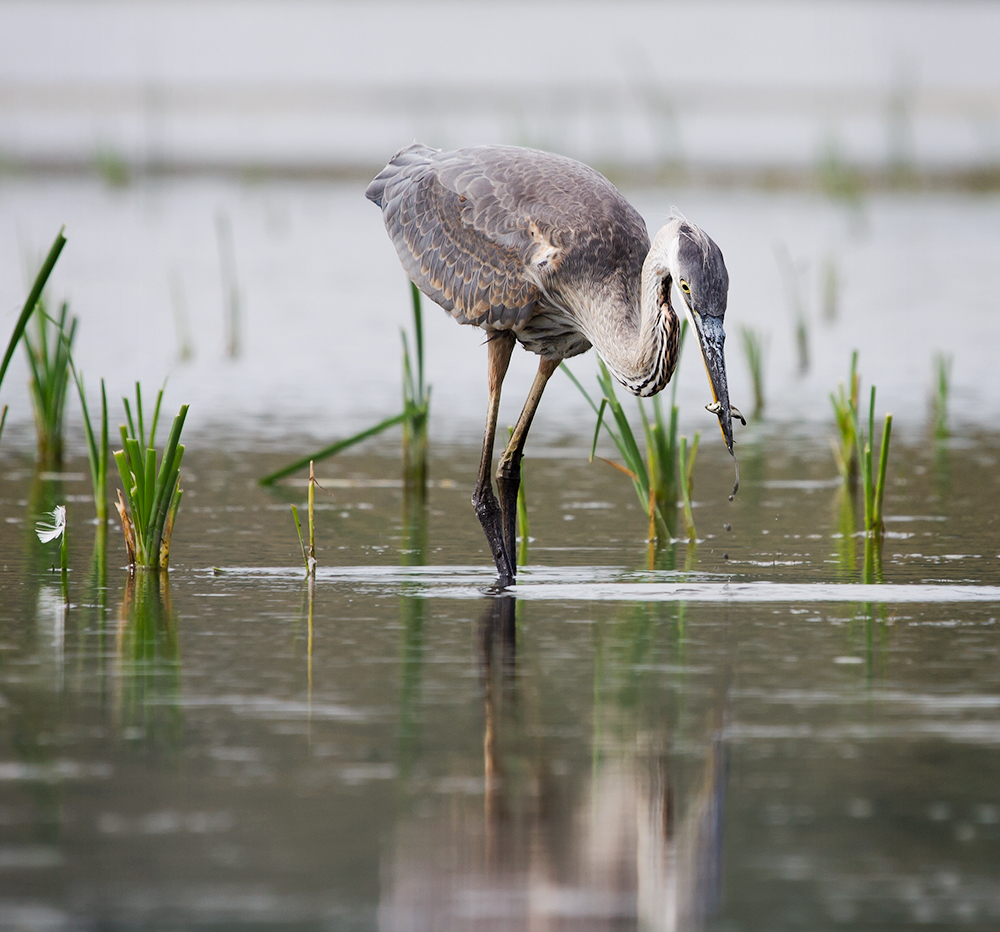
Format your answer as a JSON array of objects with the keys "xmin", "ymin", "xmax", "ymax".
[{"xmin": 679, "ymin": 280, "xmax": 691, "ymax": 295}]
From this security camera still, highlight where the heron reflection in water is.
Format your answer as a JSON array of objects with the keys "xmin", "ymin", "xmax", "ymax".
[
  {"xmin": 368, "ymin": 144, "xmax": 743, "ymax": 586},
  {"xmin": 378, "ymin": 596, "xmax": 728, "ymax": 931}
]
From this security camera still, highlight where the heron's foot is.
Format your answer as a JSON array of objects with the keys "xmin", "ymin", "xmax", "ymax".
[{"xmin": 472, "ymin": 482, "xmax": 516, "ymax": 586}]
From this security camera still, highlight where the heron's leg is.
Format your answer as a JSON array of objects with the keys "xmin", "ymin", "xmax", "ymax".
[
  {"xmin": 473, "ymin": 331, "xmax": 517, "ymax": 584},
  {"xmin": 496, "ymin": 356, "xmax": 561, "ymax": 570}
]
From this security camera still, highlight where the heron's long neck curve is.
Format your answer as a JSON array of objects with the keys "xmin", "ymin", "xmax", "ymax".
[{"xmin": 590, "ymin": 229, "xmax": 680, "ymax": 398}]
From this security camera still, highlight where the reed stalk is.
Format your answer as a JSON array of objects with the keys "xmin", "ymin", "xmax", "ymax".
[
  {"xmin": 291, "ymin": 461, "xmax": 319, "ymax": 576},
  {"xmin": 830, "ymin": 350, "xmax": 860, "ymax": 486},
  {"xmin": 833, "ymin": 355, "xmax": 893, "ymax": 538},
  {"xmin": 112, "ymin": 385, "xmax": 188, "ymax": 569},
  {"xmin": 932, "ymin": 352, "xmax": 952, "ymax": 439},
  {"xmin": 507, "ymin": 425, "xmax": 530, "ymax": 565},
  {"xmin": 0, "ymin": 228, "xmax": 67, "ymax": 415},
  {"xmin": 71, "ymin": 371, "xmax": 109, "ymax": 525}
]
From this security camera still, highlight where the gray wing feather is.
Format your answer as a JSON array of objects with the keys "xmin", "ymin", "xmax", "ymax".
[{"xmin": 366, "ymin": 143, "xmax": 650, "ymax": 331}]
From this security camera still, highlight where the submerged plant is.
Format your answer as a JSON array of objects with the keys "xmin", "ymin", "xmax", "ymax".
[
  {"xmin": 112, "ymin": 384, "xmax": 188, "ymax": 570},
  {"xmin": 0, "ymin": 228, "xmax": 67, "ymax": 446},
  {"xmin": 740, "ymin": 326, "xmax": 768, "ymax": 419},
  {"xmin": 261, "ymin": 282, "xmax": 430, "ymax": 487}
]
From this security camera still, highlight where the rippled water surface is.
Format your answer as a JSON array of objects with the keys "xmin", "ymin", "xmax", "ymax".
[
  {"xmin": 1, "ymin": 427, "xmax": 998, "ymax": 930},
  {"xmin": 1, "ymin": 163, "xmax": 1000, "ymax": 929}
]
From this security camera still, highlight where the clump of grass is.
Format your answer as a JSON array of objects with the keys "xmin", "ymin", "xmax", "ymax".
[
  {"xmin": 563, "ymin": 321, "xmax": 698, "ymax": 545},
  {"xmin": 261, "ymin": 281, "xmax": 430, "ymax": 487},
  {"xmin": 0, "ymin": 228, "xmax": 67, "ymax": 446},
  {"xmin": 858, "ymin": 386, "xmax": 893, "ymax": 538},
  {"xmin": 931, "ymin": 352, "xmax": 952, "ymax": 439},
  {"xmin": 112, "ymin": 384, "xmax": 188, "ymax": 570},
  {"xmin": 830, "ymin": 351, "xmax": 861, "ymax": 487},
  {"xmin": 831, "ymin": 352, "xmax": 893, "ymax": 537},
  {"xmin": 24, "ymin": 298, "xmax": 77, "ymax": 468},
  {"xmin": 740, "ymin": 326, "xmax": 767, "ymax": 419}
]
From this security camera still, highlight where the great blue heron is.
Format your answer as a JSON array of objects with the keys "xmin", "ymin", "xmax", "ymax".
[{"xmin": 367, "ymin": 143, "xmax": 741, "ymax": 586}]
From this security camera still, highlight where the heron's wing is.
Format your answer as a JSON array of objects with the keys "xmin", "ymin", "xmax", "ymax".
[{"xmin": 366, "ymin": 144, "xmax": 649, "ymax": 330}]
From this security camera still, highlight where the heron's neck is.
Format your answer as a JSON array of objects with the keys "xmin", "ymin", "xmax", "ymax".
[{"xmin": 590, "ymin": 240, "xmax": 680, "ymax": 398}]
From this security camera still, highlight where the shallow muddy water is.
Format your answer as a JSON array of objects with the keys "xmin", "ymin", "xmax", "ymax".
[{"xmin": 1, "ymin": 426, "xmax": 998, "ymax": 930}]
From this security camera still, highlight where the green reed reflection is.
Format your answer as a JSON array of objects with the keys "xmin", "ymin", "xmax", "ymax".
[{"xmin": 115, "ymin": 571, "xmax": 182, "ymax": 753}]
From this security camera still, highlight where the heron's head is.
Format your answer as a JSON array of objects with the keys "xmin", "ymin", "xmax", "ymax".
[{"xmin": 659, "ymin": 216, "xmax": 744, "ymax": 486}]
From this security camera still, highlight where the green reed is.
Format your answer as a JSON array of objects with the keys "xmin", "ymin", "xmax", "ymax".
[
  {"xmin": 261, "ymin": 281, "xmax": 429, "ymax": 487},
  {"xmin": 831, "ymin": 353, "xmax": 893, "ymax": 537},
  {"xmin": 563, "ymin": 321, "xmax": 697, "ymax": 544},
  {"xmin": 23, "ymin": 298, "xmax": 77, "ymax": 468},
  {"xmin": 507, "ymin": 425, "xmax": 530, "ymax": 565},
  {"xmin": 858, "ymin": 386, "xmax": 893, "ymax": 538},
  {"xmin": 0, "ymin": 228, "xmax": 67, "ymax": 446},
  {"xmin": 932, "ymin": 352, "xmax": 952, "ymax": 439},
  {"xmin": 112, "ymin": 384, "xmax": 188, "ymax": 569},
  {"xmin": 740, "ymin": 325, "xmax": 767, "ymax": 419},
  {"xmin": 71, "ymin": 372, "xmax": 109, "ymax": 525},
  {"xmin": 830, "ymin": 351, "xmax": 860, "ymax": 486}
]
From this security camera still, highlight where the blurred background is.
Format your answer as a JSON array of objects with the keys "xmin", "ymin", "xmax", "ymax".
[{"xmin": 1, "ymin": 0, "xmax": 999, "ymax": 448}]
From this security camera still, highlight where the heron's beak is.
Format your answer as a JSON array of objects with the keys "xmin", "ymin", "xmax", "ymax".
[{"xmin": 691, "ymin": 311, "xmax": 744, "ymax": 496}]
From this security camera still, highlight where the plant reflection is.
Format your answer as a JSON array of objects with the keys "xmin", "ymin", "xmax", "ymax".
[
  {"xmin": 381, "ymin": 595, "xmax": 728, "ymax": 931},
  {"xmin": 115, "ymin": 571, "xmax": 182, "ymax": 753}
]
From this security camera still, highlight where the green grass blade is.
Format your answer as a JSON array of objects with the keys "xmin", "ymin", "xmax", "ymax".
[
  {"xmin": 143, "ymin": 447, "xmax": 158, "ymax": 524},
  {"xmin": 259, "ymin": 410, "xmax": 409, "ymax": 485},
  {"xmin": 874, "ymin": 413, "xmax": 892, "ymax": 534},
  {"xmin": 0, "ymin": 227, "xmax": 66, "ymax": 394},
  {"xmin": 290, "ymin": 505, "xmax": 308, "ymax": 571},
  {"xmin": 150, "ymin": 407, "xmax": 189, "ymax": 532},
  {"xmin": 136, "ymin": 382, "xmax": 145, "ymax": 449},
  {"xmin": 410, "ymin": 281, "xmax": 424, "ymax": 403},
  {"xmin": 71, "ymin": 363, "xmax": 101, "ymax": 517},
  {"xmin": 123, "ymin": 398, "xmax": 137, "ymax": 442},
  {"xmin": 560, "ymin": 361, "xmax": 602, "ymax": 416},
  {"xmin": 589, "ymin": 398, "xmax": 608, "ymax": 463},
  {"xmin": 150, "ymin": 385, "xmax": 164, "ymax": 449}
]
